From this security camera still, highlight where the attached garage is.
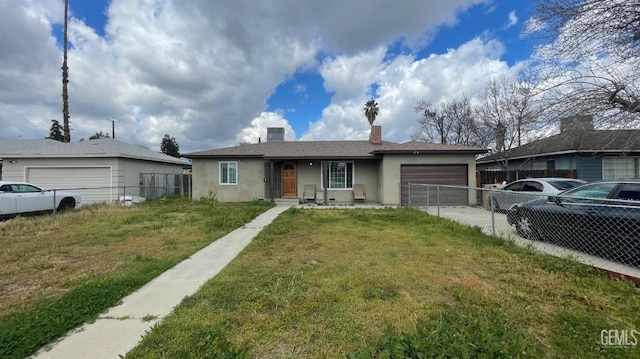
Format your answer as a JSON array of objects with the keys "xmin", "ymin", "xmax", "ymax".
[
  {"xmin": 400, "ymin": 164, "xmax": 468, "ymax": 206},
  {"xmin": 26, "ymin": 167, "xmax": 113, "ymax": 204}
]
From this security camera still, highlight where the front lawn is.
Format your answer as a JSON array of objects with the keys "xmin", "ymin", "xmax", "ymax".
[
  {"xmin": 0, "ymin": 197, "xmax": 273, "ymax": 359},
  {"xmin": 126, "ymin": 208, "xmax": 639, "ymax": 358}
]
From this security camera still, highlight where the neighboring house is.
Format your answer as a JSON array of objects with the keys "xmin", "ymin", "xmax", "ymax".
[
  {"xmin": 183, "ymin": 126, "xmax": 486, "ymax": 206},
  {"xmin": 477, "ymin": 117, "xmax": 640, "ymax": 182},
  {"xmin": 0, "ymin": 138, "xmax": 190, "ymax": 204}
]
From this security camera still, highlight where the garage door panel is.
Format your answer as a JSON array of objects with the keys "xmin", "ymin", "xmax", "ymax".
[
  {"xmin": 401, "ymin": 165, "xmax": 468, "ymax": 206},
  {"xmin": 26, "ymin": 167, "xmax": 112, "ymax": 206}
]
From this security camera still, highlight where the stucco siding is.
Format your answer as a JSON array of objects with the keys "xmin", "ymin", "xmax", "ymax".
[
  {"xmin": 313, "ymin": 160, "xmax": 379, "ymax": 203},
  {"xmin": 117, "ymin": 158, "xmax": 185, "ymax": 198},
  {"xmin": 192, "ymin": 158, "xmax": 264, "ymax": 202},
  {"xmin": 380, "ymin": 154, "xmax": 477, "ymax": 206},
  {"xmin": 193, "ymin": 158, "xmax": 380, "ymax": 203},
  {"xmin": 296, "ymin": 160, "xmax": 321, "ymax": 200}
]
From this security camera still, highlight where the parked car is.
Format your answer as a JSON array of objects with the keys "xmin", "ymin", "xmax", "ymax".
[
  {"xmin": 490, "ymin": 178, "xmax": 586, "ymax": 212},
  {"xmin": 0, "ymin": 181, "xmax": 81, "ymax": 220},
  {"xmin": 507, "ymin": 179, "xmax": 640, "ymax": 266}
]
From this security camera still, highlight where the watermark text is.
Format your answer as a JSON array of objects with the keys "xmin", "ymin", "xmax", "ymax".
[{"xmin": 601, "ymin": 329, "xmax": 638, "ymax": 348}]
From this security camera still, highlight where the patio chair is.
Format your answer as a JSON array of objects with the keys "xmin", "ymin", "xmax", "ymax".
[
  {"xmin": 353, "ymin": 184, "xmax": 366, "ymax": 201},
  {"xmin": 303, "ymin": 184, "xmax": 316, "ymax": 201}
]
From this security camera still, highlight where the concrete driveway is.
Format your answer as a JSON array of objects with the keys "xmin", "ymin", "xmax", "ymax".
[{"xmin": 417, "ymin": 205, "xmax": 640, "ymax": 282}]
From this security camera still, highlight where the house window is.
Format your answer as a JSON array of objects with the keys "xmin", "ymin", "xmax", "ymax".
[
  {"xmin": 603, "ymin": 157, "xmax": 638, "ymax": 179},
  {"xmin": 324, "ymin": 162, "xmax": 354, "ymax": 189},
  {"xmin": 220, "ymin": 161, "xmax": 238, "ymax": 184},
  {"xmin": 546, "ymin": 160, "xmax": 555, "ymax": 170},
  {"xmin": 530, "ymin": 161, "xmax": 547, "ymax": 170}
]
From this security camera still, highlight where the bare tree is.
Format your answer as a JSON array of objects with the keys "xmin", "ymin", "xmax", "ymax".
[
  {"xmin": 412, "ymin": 96, "xmax": 491, "ymax": 147},
  {"xmin": 532, "ymin": 0, "xmax": 640, "ymax": 63},
  {"xmin": 530, "ymin": 0, "xmax": 640, "ymax": 124},
  {"xmin": 475, "ymin": 75, "xmax": 537, "ymax": 151},
  {"xmin": 412, "ymin": 100, "xmax": 448, "ymax": 144}
]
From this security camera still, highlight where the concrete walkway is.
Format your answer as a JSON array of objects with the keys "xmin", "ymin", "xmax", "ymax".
[{"xmin": 32, "ymin": 205, "xmax": 292, "ymax": 359}]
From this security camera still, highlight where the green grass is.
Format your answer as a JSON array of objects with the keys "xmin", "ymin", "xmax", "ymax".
[
  {"xmin": 125, "ymin": 207, "xmax": 640, "ymax": 358},
  {"xmin": 0, "ymin": 197, "xmax": 273, "ymax": 359}
]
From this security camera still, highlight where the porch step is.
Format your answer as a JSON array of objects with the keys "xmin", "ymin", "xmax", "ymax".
[{"xmin": 274, "ymin": 198, "xmax": 300, "ymax": 205}]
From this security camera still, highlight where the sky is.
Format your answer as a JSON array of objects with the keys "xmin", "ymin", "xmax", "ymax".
[{"xmin": 1, "ymin": 0, "xmax": 539, "ymax": 154}]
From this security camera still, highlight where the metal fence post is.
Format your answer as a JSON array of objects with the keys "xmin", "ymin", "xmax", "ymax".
[
  {"xmin": 437, "ymin": 186, "xmax": 440, "ymax": 217},
  {"xmin": 408, "ymin": 182, "xmax": 412, "ymax": 207},
  {"xmin": 426, "ymin": 185, "xmax": 430, "ymax": 207},
  {"xmin": 53, "ymin": 189, "xmax": 57, "ymax": 216},
  {"xmin": 489, "ymin": 188, "xmax": 496, "ymax": 236},
  {"xmin": 180, "ymin": 174, "xmax": 184, "ymax": 197},
  {"xmin": 165, "ymin": 173, "xmax": 169, "ymax": 198}
]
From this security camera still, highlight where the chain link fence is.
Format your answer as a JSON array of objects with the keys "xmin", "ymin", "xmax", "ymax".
[
  {"xmin": 140, "ymin": 172, "xmax": 191, "ymax": 201},
  {"xmin": 407, "ymin": 182, "xmax": 640, "ymax": 270},
  {"xmin": 0, "ymin": 181, "xmax": 192, "ymax": 220}
]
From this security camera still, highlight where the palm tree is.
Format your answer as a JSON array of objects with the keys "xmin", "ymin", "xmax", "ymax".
[
  {"xmin": 364, "ymin": 100, "xmax": 379, "ymax": 126},
  {"xmin": 62, "ymin": 0, "xmax": 70, "ymax": 142}
]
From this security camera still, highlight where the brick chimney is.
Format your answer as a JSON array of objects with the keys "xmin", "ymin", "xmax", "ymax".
[
  {"xmin": 560, "ymin": 115, "xmax": 594, "ymax": 133},
  {"xmin": 369, "ymin": 125, "xmax": 382, "ymax": 145}
]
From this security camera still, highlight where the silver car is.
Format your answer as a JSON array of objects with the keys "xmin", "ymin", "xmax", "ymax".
[
  {"xmin": 0, "ymin": 181, "xmax": 82, "ymax": 220},
  {"xmin": 490, "ymin": 178, "xmax": 586, "ymax": 212}
]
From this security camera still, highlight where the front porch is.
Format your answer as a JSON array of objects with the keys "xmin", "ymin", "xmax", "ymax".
[{"xmin": 263, "ymin": 159, "xmax": 380, "ymax": 205}]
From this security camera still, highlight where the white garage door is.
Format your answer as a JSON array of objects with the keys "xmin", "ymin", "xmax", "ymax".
[{"xmin": 26, "ymin": 167, "xmax": 112, "ymax": 205}]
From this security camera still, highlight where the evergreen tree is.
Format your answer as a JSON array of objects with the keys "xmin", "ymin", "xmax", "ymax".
[
  {"xmin": 49, "ymin": 120, "xmax": 64, "ymax": 142},
  {"xmin": 161, "ymin": 134, "xmax": 180, "ymax": 157},
  {"xmin": 89, "ymin": 131, "xmax": 110, "ymax": 140}
]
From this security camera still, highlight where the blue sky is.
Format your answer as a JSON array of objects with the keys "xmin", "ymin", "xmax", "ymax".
[{"xmin": 1, "ymin": 0, "xmax": 537, "ymax": 153}]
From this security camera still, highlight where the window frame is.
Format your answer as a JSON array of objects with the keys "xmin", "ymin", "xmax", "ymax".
[
  {"xmin": 603, "ymin": 157, "xmax": 639, "ymax": 179},
  {"xmin": 219, "ymin": 161, "xmax": 238, "ymax": 185},
  {"xmin": 321, "ymin": 161, "xmax": 355, "ymax": 190}
]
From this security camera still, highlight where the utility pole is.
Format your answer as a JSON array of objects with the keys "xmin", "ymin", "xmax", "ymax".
[
  {"xmin": 61, "ymin": 0, "xmax": 71, "ymax": 142},
  {"xmin": 112, "ymin": 119, "xmax": 115, "ymax": 139}
]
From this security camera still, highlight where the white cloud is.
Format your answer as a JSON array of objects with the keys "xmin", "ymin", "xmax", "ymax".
[
  {"xmin": 1, "ymin": 0, "xmax": 508, "ymax": 153},
  {"xmin": 506, "ymin": 11, "xmax": 518, "ymax": 28},
  {"xmin": 523, "ymin": 17, "xmax": 545, "ymax": 35},
  {"xmin": 320, "ymin": 47, "xmax": 387, "ymax": 103},
  {"xmin": 302, "ymin": 37, "xmax": 519, "ymax": 142},
  {"xmin": 237, "ymin": 112, "xmax": 297, "ymax": 145}
]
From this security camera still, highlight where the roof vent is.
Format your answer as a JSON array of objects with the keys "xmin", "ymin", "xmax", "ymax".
[{"xmin": 267, "ymin": 127, "xmax": 285, "ymax": 142}]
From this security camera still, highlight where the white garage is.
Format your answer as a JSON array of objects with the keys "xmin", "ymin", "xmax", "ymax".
[
  {"xmin": 0, "ymin": 138, "xmax": 190, "ymax": 205},
  {"xmin": 26, "ymin": 167, "xmax": 113, "ymax": 205}
]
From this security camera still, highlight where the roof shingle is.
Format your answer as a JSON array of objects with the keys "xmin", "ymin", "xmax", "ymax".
[
  {"xmin": 0, "ymin": 138, "xmax": 189, "ymax": 165},
  {"xmin": 478, "ymin": 130, "xmax": 640, "ymax": 163},
  {"xmin": 184, "ymin": 140, "xmax": 487, "ymax": 159}
]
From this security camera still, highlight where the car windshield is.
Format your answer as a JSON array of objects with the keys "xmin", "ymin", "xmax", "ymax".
[{"xmin": 547, "ymin": 180, "xmax": 585, "ymax": 191}]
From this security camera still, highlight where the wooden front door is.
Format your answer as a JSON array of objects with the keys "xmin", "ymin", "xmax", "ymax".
[{"xmin": 281, "ymin": 162, "xmax": 297, "ymax": 198}]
